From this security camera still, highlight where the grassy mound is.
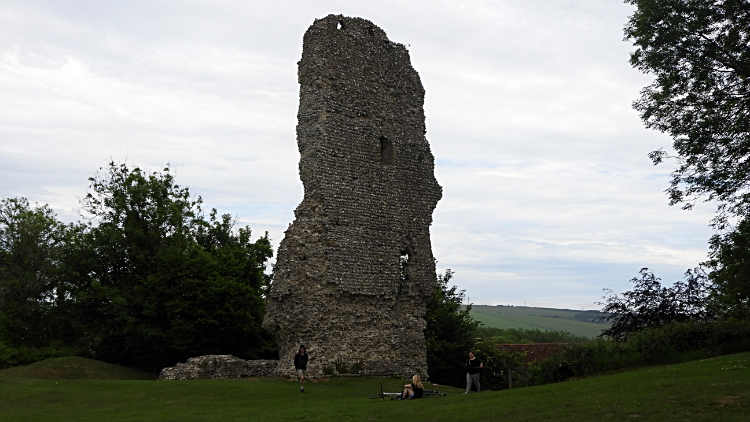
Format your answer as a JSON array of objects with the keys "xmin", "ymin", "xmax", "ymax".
[
  {"xmin": 0, "ymin": 352, "xmax": 747, "ymax": 421},
  {"xmin": 0, "ymin": 356, "xmax": 156, "ymax": 380}
]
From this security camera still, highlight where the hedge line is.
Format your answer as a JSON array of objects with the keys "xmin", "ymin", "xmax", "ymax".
[
  {"xmin": 529, "ymin": 319, "xmax": 750, "ymax": 384},
  {"xmin": 0, "ymin": 342, "xmax": 83, "ymax": 370}
]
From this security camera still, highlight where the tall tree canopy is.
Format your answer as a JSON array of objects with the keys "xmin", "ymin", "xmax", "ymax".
[
  {"xmin": 0, "ymin": 198, "xmax": 70, "ymax": 349},
  {"xmin": 62, "ymin": 162, "xmax": 275, "ymax": 371},
  {"xmin": 598, "ymin": 268, "xmax": 714, "ymax": 340},
  {"xmin": 627, "ymin": 0, "xmax": 750, "ymax": 228},
  {"xmin": 425, "ymin": 269, "xmax": 479, "ymax": 387},
  {"xmin": 1, "ymin": 162, "xmax": 275, "ymax": 371},
  {"xmin": 706, "ymin": 219, "xmax": 750, "ymax": 318}
]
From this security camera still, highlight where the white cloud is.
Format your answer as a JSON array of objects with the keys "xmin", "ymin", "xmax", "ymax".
[{"xmin": 0, "ymin": 0, "xmax": 716, "ymax": 309}]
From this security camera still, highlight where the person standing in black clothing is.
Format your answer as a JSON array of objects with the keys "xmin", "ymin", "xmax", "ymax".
[
  {"xmin": 294, "ymin": 345, "xmax": 308, "ymax": 393},
  {"xmin": 465, "ymin": 351, "xmax": 483, "ymax": 394}
]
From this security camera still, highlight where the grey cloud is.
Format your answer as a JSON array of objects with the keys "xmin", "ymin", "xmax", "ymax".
[{"xmin": 0, "ymin": 0, "xmax": 712, "ymax": 309}]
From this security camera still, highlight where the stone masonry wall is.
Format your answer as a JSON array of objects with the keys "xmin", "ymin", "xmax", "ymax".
[
  {"xmin": 263, "ymin": 15, "xmax": 442, "ymax": 379},
  {"xmin": 158, "ymin": 355, "xmax": 278, "ymax": 380}
]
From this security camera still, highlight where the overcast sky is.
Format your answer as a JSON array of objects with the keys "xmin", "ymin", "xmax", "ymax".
[{"xmin": 0, "ymin": 0, "xmax": 717, "ymax": 310}]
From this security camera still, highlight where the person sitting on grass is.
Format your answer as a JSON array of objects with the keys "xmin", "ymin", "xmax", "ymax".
[{"xmin": 400, "ymin": 374, "xmax": 424, "ymax": 400}]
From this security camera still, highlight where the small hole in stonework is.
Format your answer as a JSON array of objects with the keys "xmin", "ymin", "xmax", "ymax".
[
  {"xmin": 399, "ymin": 252, "xmax": 409, "ymax": 283},
  {"xmin": 337, "ymin": 21, "xmax": 343, "ymax": 30},
  {"xmin": 380, "ymin": 135, "xmax": 394, "ymax": 165},
  {"xmin": 417, "ymin": 152, "xmax": 425, "ymax": 161},
  {"xmin": 367, "ymin": 27, "xmax": 375, "ymax": 36}
]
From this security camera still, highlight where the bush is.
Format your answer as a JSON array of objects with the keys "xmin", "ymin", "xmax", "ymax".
[
  {"xmin": 627, "ymin": 319, "xmax": 750, "ymax": 358},
  {"xmin": 0, "ymin": 341, "xmax": 82, "ymax": 370},
  {"xmin": 470, "ymin": 339, "xmax": 527, "ymax": 391},
  {"xmin": 598, "ymin": 268, "xmax": 714, "ymax": 341},
  {"xmin": 0, "ymin": 198, "xmax": 76, "ymax": 351},
  {"xmin": 706, "ymin": 218, "xmax": 750, "ymax": 319},
  {"xmin": 475, "ymin": 327, "xmax": 590, "ymax": 344},
  {"xmin": 425, "ymin": 269, "xmax": 479, "ymax": 388},
  {"xmin": 529, "ymin": 319, "xmax": 750, "ymax": 385}
]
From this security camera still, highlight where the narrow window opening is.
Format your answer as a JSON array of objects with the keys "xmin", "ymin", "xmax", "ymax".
[
  {"xmin": 399, "ymin": 252, "xmax": 410, "ymax": 284},
  {"xmin": 380, "ymin": 135, "xmax": 394, "ymax": 165},
  {"xmin": 337, "ymin": 21, "xmax": 343, "ymax": 30}
]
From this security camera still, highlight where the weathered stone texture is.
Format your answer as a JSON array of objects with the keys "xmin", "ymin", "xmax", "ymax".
[
  {"xmin": 158, "ymin": 355, "xmax": 278, "ymax": 380},
  {"xmin": 263, "ymin": 14, "xmax": 442, "ymax": 379}
]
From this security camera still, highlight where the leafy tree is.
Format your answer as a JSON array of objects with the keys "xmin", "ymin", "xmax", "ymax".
[
  {"xmin": 470, "ymin": 339, "xmax": 528, "ymax": 391},
  {"xmin": 63, "ymin": 162, "xmax": 274, "ymax": 371},
  {"xmin": 424, "ymin": 269, "xmax": 480, "ymax": 387},
  {"xmin": 598, "ymin": 268, "xmax": 714, "ymax": 340},
  {"xmin": 705, "ymin": 218, "xmax": 750, "ymax": 318},
  {"xmin": 572, "ymin": 310, "xmax": 610, "ymax": 323},
  {"xmin": 0, "ymin": 198, "xmax": 69, "ymax": 348},
  {"xmin": 529, "ymin": 319, "xmax": 750, "ymax": 385},
  {"xmin": 627, "ymin": 0, "xmax": 750, "ymax": 229}
]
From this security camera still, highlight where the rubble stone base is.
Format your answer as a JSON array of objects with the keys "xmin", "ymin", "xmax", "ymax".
[{"xmin": 158, "ymin": 355, "xmax": 279, "ymax": 380}]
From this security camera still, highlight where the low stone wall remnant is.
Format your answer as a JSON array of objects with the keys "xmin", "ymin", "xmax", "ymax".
[{"xmin": 158, "ymin": 355, "xmax": 278, "ymax": 380}]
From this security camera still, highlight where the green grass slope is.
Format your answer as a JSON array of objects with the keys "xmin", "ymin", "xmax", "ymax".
[
  {"xmin": 1, "ymin": 352, "xmax": 747, "ymax": 421},
  {"xmin": 469, "ymin": 305, "xmax": 611, "ymax": 337},
  {"xmin": 0, "ymin": 356, "xmax": 156, "ymax": 380},
  {"xmin": 470, "ymin": 311, "xmax": 541, "ymax": 330}
]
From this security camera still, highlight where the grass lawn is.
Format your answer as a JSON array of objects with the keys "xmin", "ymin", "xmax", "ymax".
[
  {"xmin": 1, "ymin": 352, "xmax": 748, "ymax": 421},
  {"xmin": 0, "ymin": 356, "xmax": 156, "ymax": 380}
]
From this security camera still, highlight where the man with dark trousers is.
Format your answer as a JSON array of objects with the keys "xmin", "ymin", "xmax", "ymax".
[{"xmin": 294, "ymin": 345, "xmax": 308, "ymax": 392}]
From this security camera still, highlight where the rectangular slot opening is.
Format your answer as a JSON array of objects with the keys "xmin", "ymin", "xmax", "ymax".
[{"xmin": 380, "ymin": 136, "xmax": 394, "ymax": 165}]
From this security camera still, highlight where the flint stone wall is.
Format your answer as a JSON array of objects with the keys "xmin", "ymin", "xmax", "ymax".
[
  {"xmin": 263, "ymin": 14, "xmax": 442, "ymax": 379},
  {"xmin": 158, "ymin": 355, "xmax": 278, "ymax": 380}
]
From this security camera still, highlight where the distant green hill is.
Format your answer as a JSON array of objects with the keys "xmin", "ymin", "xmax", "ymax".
[
  {"xmin": 467, "ymin": 305, "xmax": 611, "ymax": 338},
  {"xmin": 0, "ymin": 356, "xmax": 156, "ymax": 380}
]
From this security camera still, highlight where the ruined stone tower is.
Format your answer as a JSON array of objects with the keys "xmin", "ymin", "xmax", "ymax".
[{"xmin": 263, "ymin": 14, "xmax": 442, "ymax": 378}]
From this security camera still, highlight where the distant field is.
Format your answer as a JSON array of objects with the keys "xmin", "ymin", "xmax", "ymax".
[
  {"xmin": 1, "ymin": 353, "xmax": 748, "ymax": 421},
  {"xmin": 467, "ymin": 305, "xmax": 611, "ymax": 338}
]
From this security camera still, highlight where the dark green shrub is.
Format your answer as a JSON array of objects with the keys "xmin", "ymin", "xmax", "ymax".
[
  {"xmin": 706, "ymin": 219, "xmax": 750, "ymax": 319},
  {"xmin": 425, "ymin": 269, "xmax": 480, "ymax": 388},
  {"xmin": 598, "ymin": 268, "xmax": 713, "ymax": 341},
  {"xmin": 529, "ymin": 319, "xmax": 750, "ymax": 385},
  {"xmin": 628, "ymin": 319, "xmax": 750, "ymax": 358},
  {"xmin": 0, "ymin": 341, "xmax": 81, "ymax": 370},
  {"xmin": 469, "ymin": 340, "xmax": 526, "ymax": 391},
  {"xmin": 475, "ymin": 327, "xmax": 590, "ymax": 344}
]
